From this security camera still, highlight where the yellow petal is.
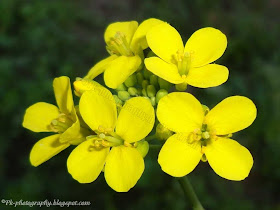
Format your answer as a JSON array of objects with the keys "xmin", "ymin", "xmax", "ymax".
[
  {"xmin": 84, "ymin": 55, "xmax": 118, "ymax": 80},
  {"xmin": 53, "ymin": 76, "xmax": 74, "ymax": 114},
  {"xmin": 146, "ymin": 22, "xmax": 184, "ymax": 63},
  {"xmin": 157, "ymin": 92, "xmax": 204, "ymax": 133},
  {"xmin": 67, "ymin": 139, "xmax": 110, "ymax": 183},
  {"xmin": 116, "ymin": 97, "xmax": 155, "ymax": 143},
  {"xmin": 130, "ymin": 18, "xmax": 164, "ymax": 52},
  {"xmin": 104, "ymin": 55, "xmax": 141, "ymax": 89},
  {"xmin": 79, "ymin": 89, "xmax": 117, "ymax": 131},
  {"xmin": 144, "ymin": 57, "xmax": 183, "ymax": 84},
  {"xmin": 22, "ymin": 102, "xmax": 59, "ymax": 132},
  {"xmin": 204, "ymin": 96, "xmax": 257, "ymax": 135},
  {"xmin": 184, "ymin": 27, "xmax": 227, "ymax": 67},
  {"xmin": 205, "ymin": 138, "xmax": 253, "ymax": 181},
  {"xmin": 158, "ymin": 134, "xmax": 202, "ymax": 177},
  {"xmin": 30, "ymin": 134, "xmax": 69, "ymax": 167},
  {"xmin": 104, "ymin": 146, "xmax": 144, "ymax": 192},
  {"xmin": 186, "ymin": 64, "xmax": 229, "ymax": 88},
  {"xmin": 104, "ymin": 21, "xmax": 138, "ymax": 45}
]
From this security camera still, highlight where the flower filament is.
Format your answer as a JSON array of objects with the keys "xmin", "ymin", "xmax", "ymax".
[
  {"xmin": 176, "ymin": 50, "xmax": 194, "ymax": 76},
  {"xmin": 106, "ymin": 32, "xmax": 133, "ymax": 56},
  {"xmin": 49, "ymin": 113, "xmax": 74, "ymax": 133}
]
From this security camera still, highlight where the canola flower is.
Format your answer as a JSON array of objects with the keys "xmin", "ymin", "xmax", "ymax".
[
  {"xmin": 22, "ymin": 18, "xmax": 259, "ymax": 205},
  {"xmin": 67, "ymin": 83, "xmax": 155, "ymax": 192},
  {"xmin": 157, "ymin": 92, "xmax": 257, "ymax": 180},
  {"xmin": 145, "ymin": 23, "xmax": 229, "ymax": 90},
  {"xmin": 85, "ymin": 18, "xmax": 163, "ymax": 89},
  {"xmin": 22, "ymin": 76, "xmax": 89, "ymax": 166}
]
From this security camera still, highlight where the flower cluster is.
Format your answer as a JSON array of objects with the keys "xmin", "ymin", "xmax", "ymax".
[{"xmin": 23, "ymin": 18, "xmax": 257, "ymax": 192}]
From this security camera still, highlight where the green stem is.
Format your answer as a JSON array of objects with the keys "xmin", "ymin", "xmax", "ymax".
[
  {"xmin": 149, "ymin": 144, "xmax": 161, "ymax": 149},
  {"xmin": 177, "ymin": 176, "xmax": 204, "ymax": 210}
]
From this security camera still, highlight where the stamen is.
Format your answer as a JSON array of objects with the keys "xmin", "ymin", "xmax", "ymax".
[{"xmin": 106, "ymin": 32, "xmax": 133, "ymax": 56}]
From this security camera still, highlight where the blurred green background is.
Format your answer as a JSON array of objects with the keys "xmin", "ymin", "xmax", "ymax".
[{"xmin": 1, "ymin": 0, "xmax": 279, "ymax": 209}]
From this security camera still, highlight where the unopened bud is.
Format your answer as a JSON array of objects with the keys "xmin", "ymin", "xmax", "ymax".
[
  {"xmin": 175, "ymin": 82, "xmax": 187, "ymax": 91},
  {"xmin": 143, "ymin": 69, "xmax": 152, "ymax": 79},
  {"xmin": 142, "ymin": 80, "xmax": 149, "ymax": 89},
  {"xmin": 118, "ymin": 91, "xmax": 130, "ymax": 101},
  {"xmin": 147, "ymin": 85, "xmax": 156, "ymax": 97},
  {"xmin": 150, "ymin": 97, "xmax": 156, "ymax": 106},
  {"xmin": 113, "ymin": 95, "xmax": 123, "ymax": 105},
  {"xmin": 156, "ymin": 89, "xmax": 168, "ymax": 104},
  {"xmin": 124, "ymin": 74, "xmax": 137, "ymax": 87},
  {"xmin": 128, "ymin": 87, "xmax": 138, "ymax": 96},
  {"xmin": 158, "ymin": 78, "xmax": 171, "ymax": 91},
  {"xmin": 156, "ymin": 123, "xmax": 173, "ymax": 141},
  {"xmin": 150, "ymin": 75, "xmax": 158, "ymax": 88},
  {"xmin": 136, "ymin": 140, "xmax": 149, "ymax": 158},
  {"xmin": 136, "ymin": 72, "xmax": 144, "ymax": 85},
  {"xmin": 116, "ymin": 83, "xmax": 127, "ymax": 91}
]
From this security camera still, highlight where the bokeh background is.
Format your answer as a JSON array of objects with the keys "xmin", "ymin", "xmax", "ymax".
[{"xmin": 1, "ymin": 0, "xmax": 279, "ymax": 209}]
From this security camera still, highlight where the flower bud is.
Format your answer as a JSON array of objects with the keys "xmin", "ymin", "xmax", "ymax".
[
  {"xmin": 116, "ymin": 83, "xmax": 127, "ymax": 91},
  {"xmin": 118, "ymin": 91, "xmax": 130, "ymax": 101},
  {"xmin": 155, "ymin": 89, "xmax": 168, "ymax": 104},
  {"xmin": 147, "ymin": 85, "xmax": 156, "ymax": 97},
  {"xmin": 143, "ymin": 69, "xmax": 152, "ymax": 79},
  {"xmin": 136, "ymin": 72, "xmax": 144, "ymax": 85},
  {"xmin": 156, "ymin": 123, "xmax": 173, "ymax": 141},
  {"xmin": 150, "ymin": 75, "xmax": 158, "ymax": 88},
  {"xmin": 113, "ymin": 95, "xmax": 123, "ymax": 105},
  {"xmin": 124, "ymin": 74, "xmax": 137, "ymax": 87},
  {"xmin": 142, "ymin": 80, "xmax": 149, "ymax": 89},
  {"xmin": 175, "ymin": 82, "xmax": 187, "ymax": 91},
  {"xmin": 128, "ymin": 87, "xmax": 138, "ymax": 96},
  {"xmin": 158, "ymin": 78, "xmax": 171, "ymax": 91},
  {"xmin": 136, "ymin": 140, "xmax": 149, "ymax": 158},
  {"xmin": 150, "ymin": 96, "xmax": 156, "ymax": 106}
]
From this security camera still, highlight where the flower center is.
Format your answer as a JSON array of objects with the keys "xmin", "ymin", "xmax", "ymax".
[
  {"xmin": 87, "ymin": 125, "xmax": 137, "ymax": 150},
  {"xmin": 106, "ymin": 32, "xmax": 133, "ymax": 56},
  {"xmin": 49, "ymin": 113, "xmax": 73, "ymax": 133},
  {"xmin": 176, "ymin": 50, "xmax": 194, "ymax": 76}
]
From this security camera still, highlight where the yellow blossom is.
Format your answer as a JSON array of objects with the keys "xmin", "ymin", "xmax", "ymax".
[
  {"xmin": 22, "ymin": 76, "xmax": 89, "ymax": 167},
  {"xmin": 157, "ymin": 92, "xmax": 257, "ymax": 180},
  {"xmin": 145, "ymin": 23, "xmax": 229, "ymax": 89},
  {"xmin": 67, "ymin": 84, "xmax": 155, "ymax": 192},
  {"xmin": 84, "ymin": 18, "xmax": 163, "ymax": 89}
]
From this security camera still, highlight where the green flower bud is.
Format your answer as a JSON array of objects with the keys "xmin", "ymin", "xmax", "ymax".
[
  {"xmin": 128, "ymin": 87, "xmax": 138, "ymax": 96},
  {"xmin": 156, "ymin": 89, "xmax": 168, "ymax": 104},
  {"xmin": 113, "ymin": 95, "xmax": 123, "ymax": 105},
  {"xmin": 147, "ymin": 85, "xmax": 156, "ymax": 97},
  {"xmin": 150, "ymin": 75, "xmax": 158, "ymax": 88},
  {"xmin": 158, "ymin": 78, "xmax": 171, "ymax": 91},
  {"xmin": 142, "ymin": 80, "xmax": 149, "ymax": 89},
  {"xmin": 118, "ymin": 91, "xmax": 130, "ymax": 101},
  {"xmin": 124, "ymin": 74, "xmax": 137, "ymax": 87},
  {"xmin": 156, "ymin": 123, "xmax": 173, "ymax": 141},
  {"xmin": 175, "ymin": 82, "xmax": 188, "ymax": 91},
  {"xmin": 143, "ymin": 69, "xmax": 152, "ymax": 79},
  {"xmin": 116, "ymin": 83, "xmax": 127, "ymax": 91},
  {"xmin": 202, "ymin": 104, "xmax": 210, "ymax": 116},
  {"xmin": 135, "ymin": 140, "xmax": 149, "ymax": 158},
  {"xmin": 142, "ymin": 88, "xmax": 147, "ymax": 96},
  {"xmin": 136, "ymin": 72, "xmax": 144, "ymax": 85},
  {"xmin": 150, "ymin": 96, "xmax": 156, "ymax": 106}
]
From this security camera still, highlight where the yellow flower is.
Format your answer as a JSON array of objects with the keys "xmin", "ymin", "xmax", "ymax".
[
  {"xmin": 157, "ymin": 92, "xmax": 257, "ymax": 180},
  {"xmin": 67, "ymin": 85, "xmax": 155, "ymax": 192},
  {"xmin": 22, "ymin": 76, "xmax": 89, "ymax": 167},
  {"xmin": 145, "ymin": 23, "xmax": 229, "ymax": 89},
  {"xmin": 84, "ymin": 18, "xmax": 163, "ymax": 89}
]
